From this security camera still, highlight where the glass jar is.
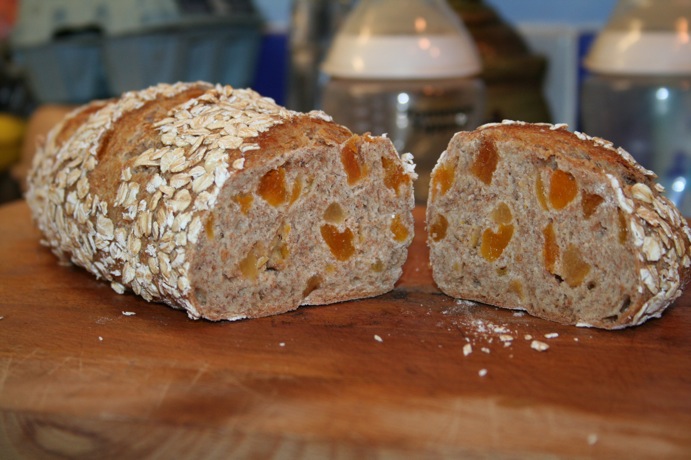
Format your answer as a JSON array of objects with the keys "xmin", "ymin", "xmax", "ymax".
[
  {"xmin": 320, "ymin": 0, "xmax": 484, "ymax": 203},
  {"xmin": 581, "ymin": 0, "xmax": 691, "ymax": 214}
]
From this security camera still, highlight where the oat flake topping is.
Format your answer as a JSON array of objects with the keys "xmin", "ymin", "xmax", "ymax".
[{"xmin": 26, "ymin": 82, "xmax": 323, "ymax": 319}]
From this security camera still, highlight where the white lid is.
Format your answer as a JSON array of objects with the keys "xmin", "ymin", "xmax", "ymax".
[
  {"xmin": 321, "ymin": 0, "xmax": 481, "ymax": 79},
  {"xmin": 584, "ymin": 0, "xmax": 691, "ymax": 75}
]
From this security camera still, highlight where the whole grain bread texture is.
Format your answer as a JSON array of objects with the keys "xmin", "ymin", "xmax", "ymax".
[
  {"xmin": 26, "ymin": 82, "xmax": 417, "ymax": 321},
  {"xmin": 427, "ymin": 120, "xmax": 691, "ymax": 329}
]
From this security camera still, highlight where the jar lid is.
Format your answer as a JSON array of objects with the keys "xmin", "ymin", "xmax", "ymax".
[
  {"xmin": 321, "ymin": 0, "xmax": 481, "ymax": 79},
  {"xmin": 584, "ymin": 0, "xmax": 691, "ymax": 75}
]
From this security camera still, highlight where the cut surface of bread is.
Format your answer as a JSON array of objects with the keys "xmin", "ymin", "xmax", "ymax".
[
  {"xmin": 427, "ymin": 120, "xmax": 691, "ymax": 329},
  {"xmin": 27, "ymin": 82, "xmax": 416, "ymax": 321}
]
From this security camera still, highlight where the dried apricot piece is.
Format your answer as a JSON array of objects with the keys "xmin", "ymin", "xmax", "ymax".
[
  {"xmin": 470, "ymin": 138, "xmax": 499, "ymax": 185},
  {"xmin": 491, "ymin": 202, "xmax": 512, "ymax": 225},
  {"xmin": 390, "ymin": 214, "xmax": 409, "ymax": 242},
  {"xmin": 239, "ymin": 242, "xmax": 266, "ymax": 280},
  {"xmin": 321, "ymin": 224, "xmax": 356, "ymax": 261},
  {"xmin": 535, "ymin": 173, "xmax": 549, "ymax": 210},
  {"xmin": 562, "ymin": 244, "xmax": 591, "ymax": 288},
  {"xmin": 431, "ymin": 162, "xmax": 455, "ymax": 198},
  {"xmin": 258, "ymin": 167, "xmax": 288, "ymax": 206},
  {"xmin": 509, "ymin": 279, "xmax": 525, "ymax": 301},
  {"xmin": 543, "ymin": 222, "xmax": 558, "ymax": 274},
  {"xmin": 429, "ymin": 214, "xmax": 448, "ymax": 242},
  {"xmin": 205, "ymin": 213, "xmax": 215, "ymax": 239},
  {"xmin": 324, "ymin": 202, "xmax": 346, "ymax": 224},
  {"xmin": 582, "ymin": 192, "xmax": 604, "ymax": 219},
  {"xmin": 341, "ymin": 136, "xmax": 365, "ymax": 185},
  {"xmin": 549, "ymin": 169, "xmax": 578, "ymax": 210},
  {"xmin": 382, "ymin": 155, "xmax": 408, "ymax": 196},
  {"xmin": 233, "ymin": 192, "xmax": 254, "ymax": 214},
  {"xmin": 480, "ymin": 224, "xmax": 514, "ymax": 262}
]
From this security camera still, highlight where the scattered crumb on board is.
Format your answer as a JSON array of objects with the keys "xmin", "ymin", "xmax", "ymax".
[
  {"xmin": 122, "ymin": 311, "xmax": 136, "ymax": 316},
  {"xmin": 374, "ymin": 334, "xmax": 383, "ymax": 343}
]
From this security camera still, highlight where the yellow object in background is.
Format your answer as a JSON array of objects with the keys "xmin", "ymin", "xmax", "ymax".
[{"xmin": 0, "ymin": 113, "xmax": 25, "ymax": 172}]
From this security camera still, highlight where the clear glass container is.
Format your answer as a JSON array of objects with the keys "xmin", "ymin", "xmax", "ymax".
[
  {"xmin": 581, "ymin": 0, "xmax": 691, "ymax": 214},
  {"xmin": 320, "ymin": 0, "xmax": 484, "ymax": 202}
]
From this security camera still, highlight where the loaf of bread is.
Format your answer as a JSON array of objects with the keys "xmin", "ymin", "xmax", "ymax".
[
  {"xmin": 427, "ymin": 120, "xmax": 691, "ymax": 329},
  {"xmin": 26, "ymin": 82, "xmax": 416, "ymax": 321}
]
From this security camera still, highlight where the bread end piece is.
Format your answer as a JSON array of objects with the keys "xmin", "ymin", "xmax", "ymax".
[{"xmin": 427, "ymin": 120, "xmax": 691, "ymax": 329}]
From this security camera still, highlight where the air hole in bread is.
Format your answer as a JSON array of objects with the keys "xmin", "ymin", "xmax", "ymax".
[
  {"xmin": 619, "ymin": 295, "xmax": 632, "ymax": 313},
  {"xmin": 582, "ymin": 192, "xmax": 605, "ymax": 219},
  {"xmin": 303, "ymin": 274, "xmax": 322, "ymax": 298}
]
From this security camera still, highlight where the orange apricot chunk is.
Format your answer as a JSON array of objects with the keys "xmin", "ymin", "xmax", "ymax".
[
  {"xmin": 382, "ymin": 155, "xmax": 408, "ymax": 196},
  {"xmin": 562, "ymin": 245, "xmax": 591, "ymax": 288},
  {"xmin": 320, "ymin": 224, "xmax": 356, "ymax": 261},
  {"xmin": 543, "ymin": 221, "xmax": 559, "ymax": 274},
  {"xmin": 535, "ymin": 173, "xmax": 549, "ymax": 210},
  {"xmin": 233, "ymin": 192, "xmax": 254, "ymax": 215},
  {"xmin": 341, "ymin": 136, "xmax": 365, "ymax": 185},
  {"xmin": 323, "ymin": 202, "xmax": 346, "ymax": 224},
  {"xmin": 258, "ymin": 167, "xmax": 288, "ymax": 206},
  {"xmin": 390, "ymin": 214, "xmax": 409, "ymax": 243},
  {"xmin": 470, "ymin": 138, "xmax": 499, "ymax": 185},
  {"xmin": 549, "ymin": 169, "xmax": 578, "ymax": 210},
  {"xmin": 431, "ymin": 162, "xmax": 456, "ymax": 198},
  {"xmin": 480, "ymin": 224, "xmax": 514, "ymax": 262},
  {"xmin": 429, "ymin": 214, "xmax": 448, "ymax": 242},
  {"xmin": 491, "ymin": 202, "xmax": 512, "ymax": 225}
]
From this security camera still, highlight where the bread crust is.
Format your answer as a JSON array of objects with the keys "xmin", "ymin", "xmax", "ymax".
[
  {"xmin": 427, "ymin": 120, "xmax": 691, "ymax": 329},
  {"xmin": 27, "ymin": 82, "xmax": 416, "ymax": 320}
]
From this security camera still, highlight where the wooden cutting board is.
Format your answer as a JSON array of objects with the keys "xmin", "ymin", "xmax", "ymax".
[{"xmin": 1, "ymin": 200, "xmax": 690, "ymax": 459}]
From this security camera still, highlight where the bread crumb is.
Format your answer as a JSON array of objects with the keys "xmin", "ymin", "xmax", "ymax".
[
  {"xmin": 499, "ymin": 334, "xmax": 514, "ymax": 342},
  {"xmin": 98, "ymin": 336, "xmax": 103, "ymax": 341},
  {"xmin": 478, "ymin": 368, "xmax": 488, "ymax": 377},
  {"xmin": 574, "ymin": 337, "xmax": 579, "ymax": 342},
  {"xmin": 481, "ymin": 347, "xmax": 490, "ymax": 354},
  {"xmin": 463, "ymin": 343, "xmax": 473, "ymax": 356},
  {"xmin": 531, "ymin": 340, "xmax": 550, "ymax": 352},
  {"xmin": 544, "ymin": 332, "xmax": 559, "ymax": 339},
  {"xmin": 374, "ymin": 334, "xmax": 383, "ymax": 343},
  {"xmin": 122, "ymin": 311, "xmax": 136, "ymax": 316},
  {"xmin": 587, "ymin": 433, "xmax": 598, "ymax": 446},
  {"xmin": 0, "ymin": 316, "xmax": 4, "ymax": 320},
  {"xmin": 232, "ymin": 158, "xmax": 245, "ymax": 170},
  {"xmin": 279, "ymin": 342, "xmax": 285, "ymax": 347},
  {"xmin": 524, "ymin": 334, "xmax": 533, "ymax": 340}
]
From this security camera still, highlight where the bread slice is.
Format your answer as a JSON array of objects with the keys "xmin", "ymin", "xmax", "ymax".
[
  {"xmin": 26, "ymin": 82, "xmax": 416, "ymax": 321},
  {"xmin": 427, "ymin": 120, "xmax": 691, "ymax": 329}
]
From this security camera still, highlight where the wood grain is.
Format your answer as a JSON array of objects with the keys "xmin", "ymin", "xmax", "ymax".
[{"xmin": 1, "ymin": 200, "xmax": 690, "ymax": 459}]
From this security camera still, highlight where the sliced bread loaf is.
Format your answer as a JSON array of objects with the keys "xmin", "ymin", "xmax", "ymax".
[{"xmin": 27, "ymin": 82, "xmax": 416, "ymax": 321}]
